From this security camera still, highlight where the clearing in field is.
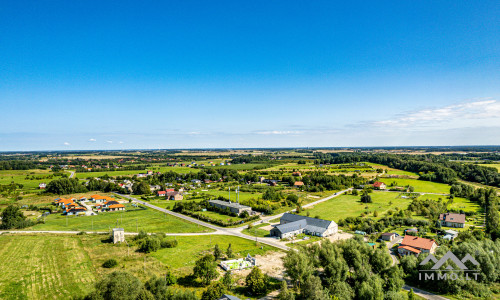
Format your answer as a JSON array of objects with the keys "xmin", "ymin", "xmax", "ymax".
[
  {"xmin": 0, "ymin": 234, "xmax": 95, "ymax": 300},
  {"xmin": 29, "ymin": 203, "xmax": 210, "ymax": 233}
]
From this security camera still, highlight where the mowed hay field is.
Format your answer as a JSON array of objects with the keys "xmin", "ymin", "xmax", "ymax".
[
  {"xmin": 298, "ymin": 192, "xmax": 413, "ymax": 221},
  {"xmin": 378, "ymin": 178, "xmax": 451, "ymax": 194},
  {"xmin": 29, "ymin": 204, "xmax": 211, "ymax": 233},
  {"xmin": 0, "ymin": 235, "xmax": 95, "ymax": 300}
]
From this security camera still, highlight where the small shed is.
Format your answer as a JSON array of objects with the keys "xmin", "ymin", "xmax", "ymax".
[{"xmin": 112, "ymin": 228, "xmax": 125, "ymax": 244}]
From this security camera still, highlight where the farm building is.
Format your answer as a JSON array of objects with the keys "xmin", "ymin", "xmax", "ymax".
[
  {"xmin": 292, "ymin": 171, "xmax": 302, "ymax": 176},
  {"xmin": 293, "ymin": 181, "xmax": 304, "ymax": 187},
  {"xmin": 39, "ymin": 183, "xmax": 46, "ymax": 189},
  {"xmin": 208, "ymin": 200, "xmax": 252, "ymax": 215},
  {"xmin": 439, "ymin": 213, "xmax": 465, "ymax": 228},
  {"xmin": 112, "ymin": 228, "xmax": 125, "ymax": 243},
  {"xmin": 398, "ymin": 235, "xmax": 437, "ymax": 256},
  {"xmin": 270, "ymin": 213, "xmax": 338, "ymax": 239}
]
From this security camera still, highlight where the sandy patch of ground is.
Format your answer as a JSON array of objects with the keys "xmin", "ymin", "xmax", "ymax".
[
  {"xmin": 235, "ymin": 251, "xmax": 286, "ymax": 280},
  {"xmin": 325, "ymin": 231, "xmax": 353, "ymax": 242},
  {"xmin": 259, "ymin": 224, "xmax": 275, "ymax": 231},
  {"xmin": 307, "ymin": 195, "xmax": 320, "ymax": 199}
]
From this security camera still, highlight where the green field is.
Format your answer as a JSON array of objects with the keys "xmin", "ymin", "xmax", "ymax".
[
  {"xmin": 151, "ymin": 235, "xmax": 277, "ymax": 274},
  {"xmin": 0, "ymin": 169, "xmax": 54, "ymax": 192},
  {"xmin": 378, "ymin": 178, "xmax": 451, "ymax": 194},
  {"xmin": 299, "ymin": 193, "xmax": 414, "ymax": 221},
  {"xmin": 417, "ymin": 194, "xmax": 481, "ymax": 213},
  {"xmin": 482, "ymin": 163, "xmax": 500, "ymax": 172},
  {"xmin": 0, "ymin": 234, "xmax": 95, "ymax": 300},
  {"xmin": 29, "ymin": 203, "xmax": 211, "ymax": 233}
]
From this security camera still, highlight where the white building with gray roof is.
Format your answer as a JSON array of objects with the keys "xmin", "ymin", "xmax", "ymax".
[{"xmin": 270, "ymin": 213, "xmax": 338, "ymax": 239}]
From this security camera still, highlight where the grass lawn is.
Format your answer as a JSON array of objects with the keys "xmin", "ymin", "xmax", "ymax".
[
  {"xmin": 29, "ymin": 203, "xmax": 211, "ymax": 233},
  {"xmin": 242, "ymin": 223, "xmax": 270, "ymax": 237},
  {"xmin": 378, "ymin": 178, "xmax": 451, "ymax": 194},
  {"xmin": 150, "ymin": 235, "xmax": 278, "ymax": 275},
  {"xmin": 299, "ymin": 192, "xmax": 414, "ymax": 221},
  {"xmin": 0, "ymin": 234, "xmax": 95, "ymax": 300},
  {"xmin": 0, "ymin": 169, "xmax": 55, "ymax": 192},
  {"xmin": 480, "ymin": 163, "xmax": 500, "ymax": 172}
]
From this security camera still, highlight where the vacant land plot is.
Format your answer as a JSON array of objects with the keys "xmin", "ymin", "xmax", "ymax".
[
  {"xmin": 378, "ymin": 178, "xmax": 451, "ymax": 194},
  {"xmin": 151, "ymin": 235, "xmax": 278, "ymax": 275},
  {"xmin": 482, "ymin": 163, "xmax": 500, "ymax": 172},
  {"xmin": 299, "ymin": 193, "xmax": 413, "ymax": 221},
  {"xmin": 29, "ymin": 203, "xmax": 210, "ymax": 233},
  {"xmin": 418, "ymin": 194, "xmax": 481, "ymax": 213},
  {"xmin": 0, "ymin": 234, "xmax": 95, "ymax": 300}
]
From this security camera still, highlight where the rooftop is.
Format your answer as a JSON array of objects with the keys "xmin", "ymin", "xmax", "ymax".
[{"xmin": 208, "ymin": 200, "xmax": 251, "ymax": 210}]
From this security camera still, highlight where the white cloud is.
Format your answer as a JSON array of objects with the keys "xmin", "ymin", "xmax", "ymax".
[
  {"xmin": 118, "ymin": 141, "xmax": 124, "ymax": 144},
  {"xmin": 63, "ymin": 142, "xmax": 70, "ymax": 146},
  {"xmin": 371, "ymin": 99, "xmax": 500, "ymax": 129},
  {"xmin": 106, "ymin": 140, "xmax": 113, "ymax": 143},
  {"xmin": 255, "ymin": 130, "xmax": 303, "ymax": 135},
  {"xmin": 88, "ymin": 138, "xmax": 96, "ymax": 142}
]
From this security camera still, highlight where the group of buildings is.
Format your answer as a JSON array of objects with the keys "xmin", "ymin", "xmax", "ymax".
[
  {"xmin": 53, "ymin": 194, "xmax": 125, "ymax": 216},
  {"xmin": 270, "ymin": 213, "xmax": 338, "ymax": 239}
]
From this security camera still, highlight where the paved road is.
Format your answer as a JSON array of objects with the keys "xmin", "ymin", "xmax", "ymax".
[
  {"xmin": 403, "ymin": 285, "xmax": 450, "ymax": 300},
  {"xmin": 386, "ymin": 236, "xmax": 402, "ymax": 266},
  {"xmin": 117, "ymin": 193, "xmax": 291, "ymax": 251},
  {"xmin": 68, "ymin": 171, "xmax": 75, "ymax": 178}
]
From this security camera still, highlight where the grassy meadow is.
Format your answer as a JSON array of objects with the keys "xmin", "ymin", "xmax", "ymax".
[
  {"xmin": 0, "ymin": 234, "xmax": 95, "ymax": 300},
  {"xmin": 298, "ymin": 192, "xmax": 414, "ymax": 221},
  {"xmin": 29, "ymin": 203, "xmax": 211, "ymax": 233}
]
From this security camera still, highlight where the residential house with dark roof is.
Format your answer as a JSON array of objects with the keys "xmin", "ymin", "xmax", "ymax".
[
  {"xmin": 270, "ymin": 213, "xmax": 338, "ymax": 239},
  {"xmin": 439, "ymin": 213, "xmax": 465, "ymax": 228}
]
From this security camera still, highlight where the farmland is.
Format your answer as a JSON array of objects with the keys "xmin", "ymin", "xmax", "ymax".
[
  {"xmin": 0, "ymin": 234, "xmax": 95, "ymax": 300},
  {"xmin": 29, "ymin": 203, "xmax": 210, "ymax": 233}
]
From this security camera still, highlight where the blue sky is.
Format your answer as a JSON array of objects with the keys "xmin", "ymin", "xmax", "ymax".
[{"xmin": 1, "ymin": 1, "xmax": 499, "ymax": 150}]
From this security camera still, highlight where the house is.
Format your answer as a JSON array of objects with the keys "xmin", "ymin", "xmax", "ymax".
[
  {"xmin": 294, "ymin": 181, "xmax": 304, "ymax": 187},
  {"xmin": 90, "ymin": 195, "xmax": 115, "ymax": 203},
  {"xmin": 439, "ymin": 213, "xmax": 466, "ymax": 228},
  {"xmin": 108, "ymin": 204, "xmax": 125, "ymax": 212},
  {"xmin": 208, "ymin": 200, "xmax": 252, "ymax": 215},
  {"xmin": 157, "ymin": 191, "xmax": 167, "ymax": 197},
  {"xmin": 191, "ymin": 179, "xmax": 202, "ymax": 184},
  {"xmin": 65, "ymin": 207, "xmax": 87, "ymax": 216},
  {"xmin": 166, "ymin": 191, "xmax": 183, "ymax": 200},
  {"xmin": 270, "ymin": 213, "xmax": 338, "ymax": 239},
  {"xmin": 39, "ymin": 183, "xmax": 46, "ymax": 189},
  {"xmin": 112, "ymin": 228, "xmax": 125, "ymax": 244},
  {"xmin": 103, "ymin": 200, "xmax": 120, "ymax": 208},
  {"xmin": 79, "ymin": 196, "xmax": 87, "ymax": 202},
  {"xmin": 218, "ymin": 295, "xmax": 240, "ymax": 300},
  {"xmin": 380, "ymin": 232, "xmax": 397, "ymax": 241},
  {"xmin": 150, "ymin": 185, "xmax": 161, "ymax": 192},
  {"xmin": 443, "ymin": 229, "xmax": 459, "ymax": 240},
  {"xmin": 292, "ymin": 171, "xmax": 302, "ymax": 177},
  {"xmin": 373, "ymin": 182, "xmax": 386, "ymax": 189},
  {"xmin": 56, "ymin": 198, "xmax": 74, "ymax": 208},
  {"xmin": 398, "ymin": 235, "xmax": 437, "ymax": 256}
]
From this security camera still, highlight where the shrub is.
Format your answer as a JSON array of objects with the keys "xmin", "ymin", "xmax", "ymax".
[
  {"xmin": 102, "ymin": 258, "xmax": 118, "ymax": 268},
  {"xmin": 160, "ymin": 239, "xmax": 178, "ymax": 248}
]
